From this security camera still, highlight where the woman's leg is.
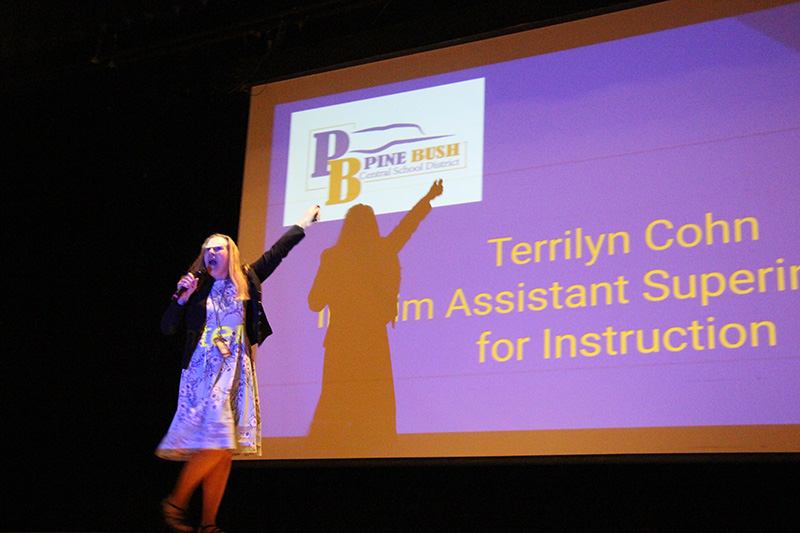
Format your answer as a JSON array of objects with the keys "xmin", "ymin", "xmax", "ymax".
[
  {"xmin": 200, "ymin": 451, "xmax": 233, "ymax": 526},
  {"xmin": 168, "ymin": 450, "xmax": 230, "ymax": 510}
]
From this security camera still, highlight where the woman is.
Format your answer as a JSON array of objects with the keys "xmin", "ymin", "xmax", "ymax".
[{"xmin": 157, "ymin": 205, "xmax": 319, "ymax": 533}]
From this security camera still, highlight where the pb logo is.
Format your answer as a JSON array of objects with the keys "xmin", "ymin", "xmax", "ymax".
[
  {"xmin": 311, "ymin": 129, "xmax": 361, "ymax": 206},
  {"xmin": 311, "ymin": 124, "xmax": 461, "ymax": 206},
  {"xmin": 282, "ymin": 78, "xmax": 484, "ymax": 226}
]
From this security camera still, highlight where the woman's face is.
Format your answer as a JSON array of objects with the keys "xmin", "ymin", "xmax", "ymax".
[{"xmin": 204, "ymin": 236, "xmax": 230, "ymax": 279}]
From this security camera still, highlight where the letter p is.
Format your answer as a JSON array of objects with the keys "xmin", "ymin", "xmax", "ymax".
[{"xmin": 312, "ymin": 130, "xmax": 350, "ymax": 178}]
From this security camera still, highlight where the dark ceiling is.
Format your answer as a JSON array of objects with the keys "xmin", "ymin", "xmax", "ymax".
[{"xmin": 2, "ymin": 0, "xmax": 657, "ymax": 98}]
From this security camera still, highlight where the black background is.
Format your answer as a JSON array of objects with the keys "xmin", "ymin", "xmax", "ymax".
[{"xmin": 4, "ymin": 1, "xmax": 799, "ymax": 530}]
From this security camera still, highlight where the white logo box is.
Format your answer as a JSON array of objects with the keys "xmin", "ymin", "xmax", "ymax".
[{"xmin": 282, "ymin": 78, "xmax": 485, "ymax": 225}]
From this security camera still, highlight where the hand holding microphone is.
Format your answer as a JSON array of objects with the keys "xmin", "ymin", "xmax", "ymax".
[{"xmin": 172, "ymin": 269, "xmax": 204, "ymax": 303}]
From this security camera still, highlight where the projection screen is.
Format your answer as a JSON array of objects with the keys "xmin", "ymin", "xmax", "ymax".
[{"xmin": 238, "ymin": 0, "xmax": 800, "ymax": 460}]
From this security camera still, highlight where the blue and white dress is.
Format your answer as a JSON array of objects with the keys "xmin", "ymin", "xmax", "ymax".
[{"xmin": 156, "ymin": 279, "xmax": 261, "ymax": 460}]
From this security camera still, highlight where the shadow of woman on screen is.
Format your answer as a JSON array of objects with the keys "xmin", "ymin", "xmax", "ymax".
[{"xmin": 307, "ymin": 180, "xmax": 443, "ymax": 456}]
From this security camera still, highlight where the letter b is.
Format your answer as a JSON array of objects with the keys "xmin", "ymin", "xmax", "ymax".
[{"xmin": 327, "ymin": 158, "xmax": 362, "ymax": 205}]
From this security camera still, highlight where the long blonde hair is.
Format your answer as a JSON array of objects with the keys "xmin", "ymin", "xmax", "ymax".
[{"xmin": 189, "ymin": 233, "xmax": 249, "ymax": 300}]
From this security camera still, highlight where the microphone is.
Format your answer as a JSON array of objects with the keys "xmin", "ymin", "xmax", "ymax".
[{"xmin": 172, "ymin": 269, "xmax": 205, "ymax": 300}]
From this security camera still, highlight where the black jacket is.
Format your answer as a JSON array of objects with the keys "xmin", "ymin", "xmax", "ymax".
[{"xmin": 161, "ymin": 225, "xmax": 305, "ymax": 368}]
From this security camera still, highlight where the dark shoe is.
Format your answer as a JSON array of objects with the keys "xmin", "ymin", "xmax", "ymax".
[
  {"xmin": 162, "ymin": 497, "xmax": 194, "ymax": 532},
  {"xmin": 198, "ymin": 525, "xmax": 225, "ymax": 533}
]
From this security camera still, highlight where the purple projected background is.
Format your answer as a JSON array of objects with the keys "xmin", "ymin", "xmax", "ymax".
[{"xmin": 256, "ymin": 4, "xmax": 800, "ymax": 437}]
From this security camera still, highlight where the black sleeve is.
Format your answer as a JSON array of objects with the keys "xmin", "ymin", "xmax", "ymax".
[
  {"xmin": 248, "ymin": 225, "xmax": 306, "ymax": 282},
  {"xmin": 161, "ymin": 299, "xmax": 187, "ymax": 335}
]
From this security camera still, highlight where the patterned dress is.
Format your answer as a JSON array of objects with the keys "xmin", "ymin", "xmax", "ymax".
[{"xmin": 156, "ymin": 279, "xmax": 261, "ymax": 460}]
